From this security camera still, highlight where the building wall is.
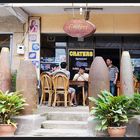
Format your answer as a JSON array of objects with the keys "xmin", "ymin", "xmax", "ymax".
[
  {"xmin": 0, "ymin": 13, "xmax": 140, "ymax": 73},
  {"xmin": 0, "ymin": 16, "xmax": 24, "ymax": 73},
  {"xmin": 35, "ymin": 13, "xmax": 140, "ymax": 34}
]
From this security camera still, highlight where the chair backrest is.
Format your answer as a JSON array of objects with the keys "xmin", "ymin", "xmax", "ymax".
[
  {"xmin": 40, "ymin": 74, "xmax": 53, "ymax": 90},
  {"xmin": 133, "ymin": 75, "xmax": 138, "ymax": 90},
  {"xmin": 41, "ymin": 72, "xmax": 51, "ymax": 77},
  {"xmin": 53, "ymin": 71, "xmax": 68, "ymax": 77},
  {"xmin": 52, "ymin": 74, "xmax": 69, "ymax": 91}
]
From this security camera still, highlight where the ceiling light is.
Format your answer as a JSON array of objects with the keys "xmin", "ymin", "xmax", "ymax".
[{"xmin": 80, "ymin": 8, "xmax": 83, "ymax": 15}]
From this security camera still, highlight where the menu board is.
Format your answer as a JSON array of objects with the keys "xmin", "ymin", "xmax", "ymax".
[{"xmin": 68, "ymin": 49, "xmax": 94, "ymax": 79}]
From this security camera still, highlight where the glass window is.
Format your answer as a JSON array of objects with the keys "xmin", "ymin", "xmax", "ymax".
[
  {"xmin": 55, "ymin": 48, "xmax": 66, "ymax": 62},
  {"xmin": 123, "ymin": 36, "xmax": 140, "ymax": 49},
  {"xmin": 40, "ymin": 34, "xmax": 67, "ymax": 72},
  {"xmin": 0, "ymin": 34, "xmax": 11, "ymax": 51},
  {"xmin": 123, "ymin": 36, "xmax": 140, "ymax": 81},
  {"xmin": 95, "ymin": 36, "xmax": 121, "ymax": 49}
]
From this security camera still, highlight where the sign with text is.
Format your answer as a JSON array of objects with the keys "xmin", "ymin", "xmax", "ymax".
[
  {"xmin": 68, "ymin": 49, "xmax": 94, "ymax": 79},
  {"xmin": 63, "ymin": 19, "xmax": 96, "ymax": 38}
]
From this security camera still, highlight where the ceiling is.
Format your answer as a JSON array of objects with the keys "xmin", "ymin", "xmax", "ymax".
[
  {"xmin": 0, "ymin": 7, "xmax": 12, "ymax": 16},
  {"xmin": 0, "ymin": 5, "xmax": 140, "ymax": 17},
  {"xmin": 22, "ymin": 6, "xmax": 140, "ymax": 15}
]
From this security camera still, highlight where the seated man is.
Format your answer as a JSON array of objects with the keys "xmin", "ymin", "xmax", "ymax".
[
  {"xmin": 73, "ymin": 66, "xmax": 89, "ymax": 82},
  {"xmin": 52, "ymin": 62, "xmax": 77, "ymax": 106},
  {"xmin": 73, "ymin": 66, "xmax": 89, "ymax": 104}
]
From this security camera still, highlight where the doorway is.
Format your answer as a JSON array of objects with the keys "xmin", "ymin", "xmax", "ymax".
[
  {"xmin": 0, "ymin": 34, "xmax": 13, "ymax": 65},
  {"xmin": 95, "ymin": 48, "xmax": 120, "ymax": 96},
  {"xmin": 95, "ymin": 49, "xmax": 120, "ymax": 70}
]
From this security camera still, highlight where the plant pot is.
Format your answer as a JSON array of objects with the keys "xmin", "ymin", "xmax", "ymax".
[
  {"xmin": 0, "ymin": 124, "xmax": 17, "ymax": 136},
  {"xmin": 108, "ymin": 126, "xmax": 126, "ymax": 137}
]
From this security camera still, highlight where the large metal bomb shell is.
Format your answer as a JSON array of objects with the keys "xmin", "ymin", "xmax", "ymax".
[
  {"xmin": 0, "ymin": 47, "xmax": 11, "ymax": 92},
  {"xmin": 16, "ymin": 60, "xmax": 38, "ymax": 115},
  {"xmin": 88, "ymin": 56, "xmax": 110, "ymax": 110},
  {"xmin": 120, "ymin": 51, "xmax": 134, "ymax": 96}
]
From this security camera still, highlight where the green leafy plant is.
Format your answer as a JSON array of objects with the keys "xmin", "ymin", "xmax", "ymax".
[
  {"xmin": 11, "ymin": 71, "xmax": 17, "ymax": 92},
  {"xmin": 0, "ymin": 90, "xmax": 26, "ymax": 127},
  {"xmin": 130, "ymin": 93, "xmax": 140, "ymax": 113},
  {"xmin": 89, "ymin": 90, "xmax": 140, "ymax": 131}
]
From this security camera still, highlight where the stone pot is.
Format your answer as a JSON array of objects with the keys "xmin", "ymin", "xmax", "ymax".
[
  {"xmin": 108, "ymin": 126, "xmax": 126, "ymax": 137},
  {"xmin": 87, "ymin": 116, "xmax": 109, "ymax": 137},
  {"xmin": 0, "ymin": 124, "xmax": 16, "ymax": 136}
]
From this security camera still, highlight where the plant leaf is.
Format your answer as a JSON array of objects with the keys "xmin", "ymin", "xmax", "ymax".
[{"xmin": 101, "ymin": 119, "xmax": 107, "ymax": 125}]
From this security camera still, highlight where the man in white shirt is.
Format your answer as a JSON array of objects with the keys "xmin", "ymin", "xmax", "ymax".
[
  {"xmin": 73, "ymin": 66, "xmax": 89, "ymax": 82},
  {"xmin": 73, "ymin": 66, "xmax": 89, "ymax": 105}
]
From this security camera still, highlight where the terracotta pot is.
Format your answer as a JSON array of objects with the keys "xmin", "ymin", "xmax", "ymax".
[
  {"xmin": 0, "ymin": 124, "xmax": 16, "ymax": 136},
  {"xmin": 108, "ymin": 126, "xmax": 126, "ymax": 137}
]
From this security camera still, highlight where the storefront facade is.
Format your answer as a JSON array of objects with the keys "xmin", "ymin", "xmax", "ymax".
[
  {"xmin": 40, "ymin": 33, "xmax": 140, "ymax": 80},
  {"xmin": 0, "ymin": 6, "xmax": 140, "ymax": 81}
]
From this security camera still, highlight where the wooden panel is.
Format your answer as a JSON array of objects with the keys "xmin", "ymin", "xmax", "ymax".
[
  {"xmin": 35, "ymin": 13, "xmax": 140, "ymax": 34},
  {"xmin": 114, "ymin": 14, "xmax": 140, "ymax": 33},
  {"xmin": 89, "ymin": 14, "xmax": 114, "ymax": 33}
]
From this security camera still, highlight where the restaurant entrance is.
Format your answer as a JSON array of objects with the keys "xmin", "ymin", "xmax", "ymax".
[
  {"xmin": 95, "ymin": 48, "xmax": 120, "ymax": 72},
  {"xmin": 40, "ymin": 34, "xmax": 140, "ymax": 105}
]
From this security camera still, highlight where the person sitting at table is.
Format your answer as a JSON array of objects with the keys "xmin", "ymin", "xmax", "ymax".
[
  {"xmin": 52, "ymin": 62, "xmax": 77, "ymax": 106},
  {"xmin": 73, "ymin": 66, "xmax": 89, "ymax": 82},
  {"xmin": 73, "ymin": 66, "xmax": 89, "ymax": 104}
]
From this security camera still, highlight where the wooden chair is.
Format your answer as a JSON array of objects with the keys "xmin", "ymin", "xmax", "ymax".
[
  {"xmin": 40, "ymin": 74, "xmax": 53, "ymax": 106},
  {"xmin": 53, "ymin": 71, "xmax": 68, "ymax": 77},
  {"xmin": 52, "ymin": 74, "xmax": 69, "ymax": 107},
  {"xmin": 116, "ymin": 77, "xmax": 139, "ymax": 96},
  {"xmin": 116, "ymin": 81, "xmax": 120, "ymax": 96},
  {"xmin": 133, "ymin": 76, "xmax": 139, "ymax": 93},
  {"xmin": 41, "ymin": 71, "xmax": 51, "ymax": 77}
]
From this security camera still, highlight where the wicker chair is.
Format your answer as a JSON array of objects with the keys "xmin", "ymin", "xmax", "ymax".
[
  {"xmin": 52, "ymin": 74, "xmax": 70, "ymax": 107},
  {"xmin": 40, "ymin": 74, "xmax": 53, "ymax": 106}
]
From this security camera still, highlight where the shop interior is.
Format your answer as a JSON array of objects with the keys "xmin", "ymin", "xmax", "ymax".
[{"xmin": 40, "ymin": 34, "xmax": 140, "ymax": 81}]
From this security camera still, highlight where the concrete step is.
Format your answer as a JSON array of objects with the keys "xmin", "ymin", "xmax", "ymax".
[
  {"xmin": 35, "ymin": 106, "xmax": 89, "ymax": 114},
  {"xmin": 28, "ymin": 128, "xmax": 90, "ymax": 137},
  {"xmin": 46, "ymin": 111, "xmax": 89, "ymax": 121},
  {"xmin": 41, "ymin": 120, "xmax": 88, "ymax": 129}
]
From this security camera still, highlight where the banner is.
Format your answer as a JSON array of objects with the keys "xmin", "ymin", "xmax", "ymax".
[
  {"xmin": 28, "ymin": 17, "xmax": 40, "ymax": 87},
  {"xmin": 68, "ymin": 49, "xmax": 94, "ymax": 79}
]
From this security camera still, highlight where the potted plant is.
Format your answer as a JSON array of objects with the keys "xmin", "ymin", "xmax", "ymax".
[
  {"xmin": 89, "ymin": 90, "xmax": 140, "ymax": 137},
  {"xmin": 0, "ymin": 90, "xmax": 26, "ymax": 136}
]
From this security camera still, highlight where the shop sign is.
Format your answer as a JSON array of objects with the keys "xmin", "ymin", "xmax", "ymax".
[
  {"xmin": 63, "ymin": 19, "xmax": 96, "ymax": 38},
  {"xmin": 68, "ymin": 49, "xmax": 94, "ymax": 79}
]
